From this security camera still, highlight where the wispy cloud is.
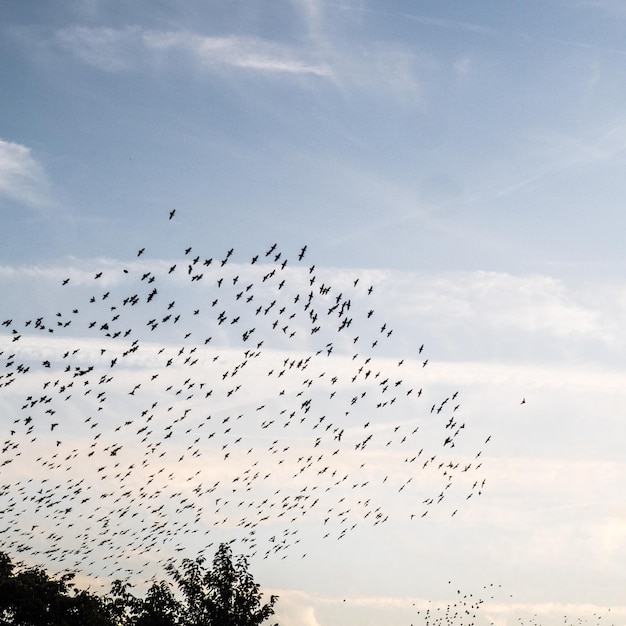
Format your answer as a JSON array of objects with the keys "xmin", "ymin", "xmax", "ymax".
[
  {"xmin": 293, "ymin": 0, "xmax": 426, "ymax": 98},
  {"xmin": 54, "ymin": 26, "xmax": 141, "ymax": 71},
  {"xmin": 142, "ymin": 31, "xmax": 331, "ymax": 76},
  {"xmin": 53, "ymin": 25, "xmax": 331, "ymax": 77},
  {"xmin": 0, "ymin": 139, "xmax": 50, "ymax": 207},
  {"xmin": 49, "ymin": 23, "xmax": 425, "ymax": 99}
]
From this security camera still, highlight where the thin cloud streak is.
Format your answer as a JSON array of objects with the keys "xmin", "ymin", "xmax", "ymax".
[
  {"xmin": 54, "ymin": 25, "xmax": 331, "ymax": 76},
  {"xmin": 465, "ymin": 116, "xmax": 626, "ymax": 207},
  {"xmin": 143, "ymin": 31, "xmax": 331, "ymax": 76},
  {"xmin": 318, "ymin": 2, "xmax": 499, "ymax": 37}
]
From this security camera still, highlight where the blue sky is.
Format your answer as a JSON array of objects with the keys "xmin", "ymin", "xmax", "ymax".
[{"xmin": 2, "ymin": 2, "xmax": 626, "ymax": 625}]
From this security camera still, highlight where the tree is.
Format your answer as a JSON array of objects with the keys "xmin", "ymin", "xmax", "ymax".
[
  {"xmin": 0, "ymin": 544, "xmax": 279, "ymax": 626},
  {"xmin": 0, "ymin": 552, "xmax": 114, "ymax": 626},
  {"xmin": 166, "ymin": 543, "xmax": 278, "ymax": 626},
  {"xmin": 133, "ymin": 581, "xmax": 181, "ymax": 626},
  {"xmin": 106, "ymin": 580, "xmax": 141, "ymax": 626}
]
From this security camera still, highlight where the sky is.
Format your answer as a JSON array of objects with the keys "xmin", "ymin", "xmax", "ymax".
[{"xmin": 2, "ymin": 1, "xmax": 626, "ymax": 625}]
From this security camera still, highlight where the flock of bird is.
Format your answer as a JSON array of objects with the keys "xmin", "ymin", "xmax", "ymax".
[
  {"xmin": 0, "ymin": 211, "xmax": 491, "ymax": 588},
  {"xmin": 407, "ymin": 582, "xmax": 616, "ymax": 626}
]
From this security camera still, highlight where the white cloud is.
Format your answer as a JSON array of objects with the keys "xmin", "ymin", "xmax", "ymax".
[
  {"xmin": 375, "ymin": 269, "xmax": 625, "ymax": 357},
  {"xmin": 4, "ymin": 257, "xmax": 626, "ymax": 366},
  {"xmin": 6, "ymin": 257, "xmax": 626, "ymax": 378},
  {"xmin": 0, "ymin": 139, "xmax": 50, "ymax": 207}
]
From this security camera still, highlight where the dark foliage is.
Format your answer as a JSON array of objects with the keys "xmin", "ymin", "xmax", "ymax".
[
  {"xmin": 165, "ymin": 543, "xmax": 278, "ymax": 626},
  {"xmin": 0, "ymin": 546, "xmax": 278, "ymax": 626},
  {"xmin": 0, "ymin": 552, "xmax": 113, "ymax": 626}
]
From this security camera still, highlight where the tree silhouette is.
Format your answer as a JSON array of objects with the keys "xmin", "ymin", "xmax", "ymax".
[
  {"xmin": 133, "ymin": 581, "xmax": 181, "ymax": 626},
  {"xmin": 0, "ymin": 552, "xmax": 113, "ymax": 626},
  {"xmin": 0, "ymin": 544, "xmax": 278, "ymax": 626},
  {"xmin": 166, "ymin": 543, "xmax": 278, "ymax": 626}
]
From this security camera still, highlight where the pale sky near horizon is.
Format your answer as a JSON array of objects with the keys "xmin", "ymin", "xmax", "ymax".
[{"xmin": 2, "ymin": 2, "xmax": 626, "ymax": 625}]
